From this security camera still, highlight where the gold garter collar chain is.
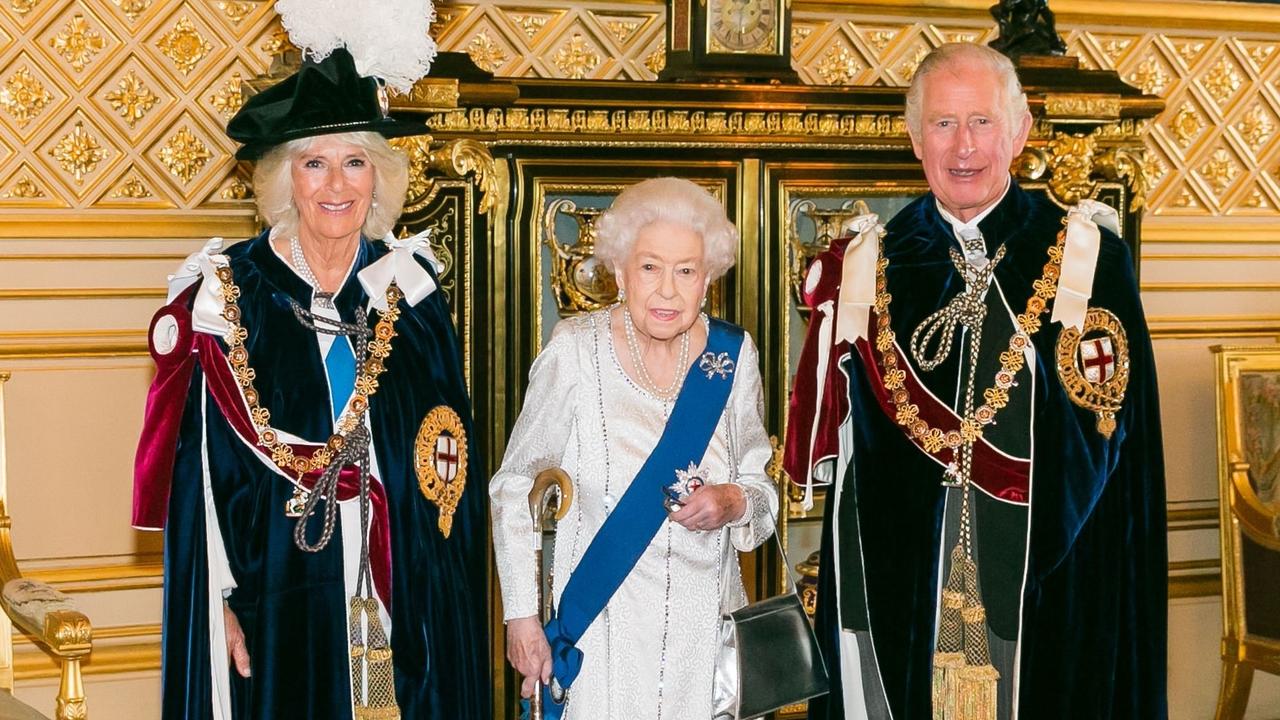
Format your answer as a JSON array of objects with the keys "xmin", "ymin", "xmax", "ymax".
[
  {"xmin": 873, "ymin": 225, "xmax": 1067, "ymax": 454},
  {"xmin": 872, "ymin": 222, "xmax": 1068, "ymax": 720},
  {"xmin": 212, "ymin": 264, "xmax": 404, "ymax": 477}
]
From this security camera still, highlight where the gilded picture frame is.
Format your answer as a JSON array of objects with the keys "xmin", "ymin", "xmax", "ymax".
[{"xmin": 1211, "ymin": 344, "xmax": 1280, "ymax": 720}]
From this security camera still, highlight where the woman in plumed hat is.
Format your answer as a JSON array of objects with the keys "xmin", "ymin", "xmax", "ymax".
[{"xmin": 131, "ymin": 4, "xmax": 488, "ymax": 718}]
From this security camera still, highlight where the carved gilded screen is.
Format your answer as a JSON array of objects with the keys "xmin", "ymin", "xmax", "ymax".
[{"xmin": 397, "ymin": 176, "xmax": 480, "ymax": 388}]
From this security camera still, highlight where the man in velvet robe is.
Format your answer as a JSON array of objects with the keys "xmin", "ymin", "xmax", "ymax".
[{"xmin": 785, "ymin": 43, "xmax": 1167, "ymax": 719}]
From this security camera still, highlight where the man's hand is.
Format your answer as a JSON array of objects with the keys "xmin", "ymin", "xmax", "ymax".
[
  {"xmin": 506, "ymin": 615, "xmax": 552, "ymax": 698},
  {"xmin": 224, "ymin": 603, "xmax": 251, "ymax": 678},
  {"xmin": 669, "ymin": 484, "xmax": 746, "ymax": 532}
]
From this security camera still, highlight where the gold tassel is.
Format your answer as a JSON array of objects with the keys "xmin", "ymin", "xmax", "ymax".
[
  {"xmin": 351, "ymin": 597, "xmax": 401, "ymax": 720},
  {"xmin": 933, "ymin": 544, "xmax": 1000, "ymax": 720},
  {"xmin": 955, "ymin": 663, "xmax": 1000, "ymax": 720},
  {"xmin": 955, "ymin": 604, "xmax": 999, "ymax": 720},
  {"xmin": 933, "ymin": 651, "xmax": 965, "ymax": 720},
  {"xmin": 933, "ymin": 544, "xmax": 969, "ymax": 720},
  {"xmin": 961, "ymin": 604, "xmax": 991, "ymax": 666},
  {"xmin": 349, "ymin": 597, "xmax": 366, "ymax": 711},
  {"xmin": 937, "ymin": 547, "xmax": 968, "ymax": 654}
]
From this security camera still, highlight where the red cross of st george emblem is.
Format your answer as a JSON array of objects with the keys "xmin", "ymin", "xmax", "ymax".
[
  {"xmin": 1079, "ymin": 337, "xmax": 1115, "ymax": 384},
  {"xmin": 434, "ymin": 434, "xmax": 459, "ymax": 483},
  {"xmin": 1056, "ymin": 307, "xmax": 1130, "ymax": 439}
]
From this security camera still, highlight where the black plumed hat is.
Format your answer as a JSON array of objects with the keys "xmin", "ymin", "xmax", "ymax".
[{"xmin": 226, "ymin": 48, "xmax": 426, "ymax": 160}]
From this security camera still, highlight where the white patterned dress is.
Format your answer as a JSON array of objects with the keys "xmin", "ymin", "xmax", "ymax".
[{"xmin": 491, "ymin": 309, "xmax": 778, "ymax": 720}]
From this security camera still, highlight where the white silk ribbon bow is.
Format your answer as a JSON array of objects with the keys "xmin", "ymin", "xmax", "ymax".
[
  {"xmin": 168, "ymin": 237, "xmax": 232, "ymax": 337},
  {"xmin": 1051, "ymin": 199, "xmax": 1119, "ymax": 332},
  {"xmin": 358, "ymin": 230, "xmax": 443, "ymax": 311},
  {"xmin": 835, "ymin": 213, "xmax": 883, "ymax": 344}
]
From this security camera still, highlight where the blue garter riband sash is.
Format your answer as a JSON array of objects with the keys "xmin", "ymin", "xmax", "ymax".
[{"xmin": 541, "ymin": 318, "xmax": 744, "ymax": 718}]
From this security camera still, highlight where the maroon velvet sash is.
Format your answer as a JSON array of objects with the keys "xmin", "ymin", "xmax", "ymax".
[{"xmin": 854, "ymin": 309, "xmax": 1030, "ymax": 504}]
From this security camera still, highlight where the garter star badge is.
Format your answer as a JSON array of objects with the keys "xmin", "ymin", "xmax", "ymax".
[
  {"xmin": 414, "ymin": 405, "xmax": 468, "ymax": 537},
  {"xmin": 665, "ymin": 462, "xmax": 708, "ymax": 511},
  {"xmin": 1056, "ymin": 307, "xmax": 1130, "ymax": 439}
]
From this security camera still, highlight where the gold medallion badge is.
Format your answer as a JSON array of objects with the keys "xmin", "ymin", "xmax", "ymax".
[
  {"xmin": 1056, "ymin": 307, "xmax": 1130, "ymax": 438},
  {"xmin": 413, "ymin": 406, "xmax": 468, "ymax": 537}
]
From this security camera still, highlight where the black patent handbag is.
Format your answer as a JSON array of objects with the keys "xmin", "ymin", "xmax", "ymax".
[{"xmin": 713, "ymin": 520, "xmax": 830, "ymax": 719}]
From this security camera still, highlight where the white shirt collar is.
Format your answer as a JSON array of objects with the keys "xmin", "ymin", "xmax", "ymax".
[{"xmin": 934, "ymin": 174, "xmax": 1012, "ymax": 238}]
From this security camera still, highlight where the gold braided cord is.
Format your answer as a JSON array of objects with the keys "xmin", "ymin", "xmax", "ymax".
[
  {"xmin": 212, "ymin": 264, "xmax": 404, "ymax": 477},
  {"xmin": 872, "ymin": 227, "xmax": 1066, "ymax": 455}
]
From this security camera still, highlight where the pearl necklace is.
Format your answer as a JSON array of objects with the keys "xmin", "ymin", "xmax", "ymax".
[
  {"xmin": 290, "ymin": 237, "xmax": 335, "ymax": 309},
  {"xmin": 620, "ymin": 305, "xmax": 689, "ymax": 401}
]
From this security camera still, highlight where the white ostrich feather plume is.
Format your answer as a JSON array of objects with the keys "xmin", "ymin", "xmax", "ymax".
[{"xmin": 275, "ymin": 0, "xmax": 438, "ymax": 94}]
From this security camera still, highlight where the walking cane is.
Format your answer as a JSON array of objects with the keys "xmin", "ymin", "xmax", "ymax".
[{"xmin": 528, "ymin": 468, "xmax": 573, "ymax": 720}]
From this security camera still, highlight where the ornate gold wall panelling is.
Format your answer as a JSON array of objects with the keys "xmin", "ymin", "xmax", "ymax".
[
  {"xmin": 1141, "ymin": 282, "xmax": 1280, "ymax": 292},
  {"xmin": 429, "ymin": 0, "xmax": 1280, "ymax": 219},
  {"xmin": 1143, "ymin": 219, "xmax": 1280, "ymax": 243},
  {"xmin": 0, "ymin": 210, "xmax": 257, "ymax": 237},
  {"xmin": 1148, "ymin": 315, "xmax": 1280, "ymax": 339},
  {"xmin": 1167, "ymin": 503, "xmax": 1220, "ymax": 531},
  {"xmin": 21, "ymin": 557, "xmax": 161, "ymax": 592},
  {"xmin": 2, "ymin": 0, "xmax": 1273, "ymax": 223},
  {"xmin": 0, "ymin": 287, "xmax": 163, "ymax": 300},
  {"xmin": 0, "ymin": 330, "xmax": 146, "ymax": 359},
  {"xmin": 1169, "ymin": 573, "xmax": 1220, "ymax": 599},
  {"xmin": 1144, "ymin": 253, "xmax": 1280, "ymax": 261},
  {"xmin": 0, "ymin": 0, "xmax": 276, "ymax": 232}
]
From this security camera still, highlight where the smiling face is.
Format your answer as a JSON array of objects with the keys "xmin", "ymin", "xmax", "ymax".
[
  {"xmin": 910, "ymin": 57, "xmax": 1031, "ymax": 222},
  {"xmin": 290, "ymin": 135, "xmax": 375, "ymax": 246},
  {"xmin": 616, "ymin": 220, "xmax": 709, "ymax": 341}
]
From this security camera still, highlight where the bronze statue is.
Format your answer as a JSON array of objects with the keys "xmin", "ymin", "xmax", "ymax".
[{"xmin": 988, "ymin": 0, "xmax": 1067, "ymax": 58}]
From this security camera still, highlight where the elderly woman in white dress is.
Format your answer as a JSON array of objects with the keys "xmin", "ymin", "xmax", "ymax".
[{"xmin": 491, "ymin": 177, "xmax": 778, "ymax": 720}]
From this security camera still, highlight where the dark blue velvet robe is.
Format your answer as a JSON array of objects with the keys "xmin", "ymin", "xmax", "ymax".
[
  {"xmin": 160, "ymin": 231, "xmax": 490, "ymax": 719},
  {"xmin": 808, "ymin": 184, "xmax": 1168, "ymax": 719}
]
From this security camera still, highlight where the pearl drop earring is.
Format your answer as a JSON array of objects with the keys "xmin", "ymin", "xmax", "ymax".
[
  {"xmin": 617, "ymin": 287, "xmax": 627, "ymax": 303},
  {"xmin": 371, "ymin": 190, "xmax": 379, "ymax": 209}
]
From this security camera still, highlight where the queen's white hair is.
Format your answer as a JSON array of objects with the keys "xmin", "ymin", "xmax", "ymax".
[
  {"xmin": 905, "ymin": 43, "xmax": 1029, "ymax": 141},
  {"xmin": 252, "ymin": 131, "xmax": 410, "ymax": 241},
  {"xmin": 594, "ymin": 177, "xmax": 739, "ymax": 280}
]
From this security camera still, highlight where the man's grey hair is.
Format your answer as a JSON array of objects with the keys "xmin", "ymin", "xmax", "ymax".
[
  {"xmin": 253, "ymin": 131, "xmax": 410, "ymax": 242},
  {"xmin": 904, "ymin": 43, "xmax": 1029, "ymax": 140}
]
